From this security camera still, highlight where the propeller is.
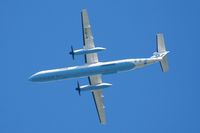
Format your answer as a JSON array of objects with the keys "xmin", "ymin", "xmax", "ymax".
[
  {"xmin": 69, "ymin": 45, "xmax": 75, "ymax": 60},
  {"xmin": 75, "ymin": 81, "xmax": 81, "ymax": 96}
]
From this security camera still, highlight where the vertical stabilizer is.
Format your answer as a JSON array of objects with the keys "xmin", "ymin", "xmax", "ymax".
[
  {"xmin": 156, "ymin": 33, "xmax": 169, "ymax": 72},
  {"xmin": 157, "ymin": 33, "xmax": 166, "ymax": 52}
]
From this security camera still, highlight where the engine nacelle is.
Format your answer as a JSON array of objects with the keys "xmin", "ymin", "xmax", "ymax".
[
  {"xmin": 80, "ymin": 83, "xmax": 112, "ymax": 91},
  {"xmin": 76, "ymin": 82, "xmax": 112, "ymax": 95},
  {"xmin": 69, "ymin": 46, "xmax": 106, "ymax": 60}
]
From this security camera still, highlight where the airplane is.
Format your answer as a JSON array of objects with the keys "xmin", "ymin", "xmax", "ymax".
[{"xmin": 29, "ymin": 9, "xmax": 169, "ymax": 124}]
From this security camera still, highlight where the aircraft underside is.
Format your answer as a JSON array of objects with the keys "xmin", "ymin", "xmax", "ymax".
[{"xmin": 29, "ymin": 9, "xmax": 169, "ymax": 124}]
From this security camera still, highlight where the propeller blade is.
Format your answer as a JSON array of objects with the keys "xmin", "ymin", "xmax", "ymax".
[
  {"xmin": 76, "ymin": 81, "xmax": 81, "ymax": 96},
  {"xmin": 78, "ymin": 89, "xmax": 81, "ymax": 96},
  {"xmin": 69, "ymin": 45, "xmax": 75, "ymax": 60}
]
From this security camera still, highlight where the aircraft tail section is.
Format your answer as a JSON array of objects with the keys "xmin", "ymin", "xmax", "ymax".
[
  {"xmin": 157, "ymin": 33, "xmax": 169, "ymax": 72},
  {"xmin": 156, "ymin": 33, "xmax": 166, "ymax": 53},
  {"xmin": 152, "ymin": 33, "xmax": 169, "ymax": 72},
  {"xmin": 160, "ymin": 55, "xmax": 169, "ymax": 72}
]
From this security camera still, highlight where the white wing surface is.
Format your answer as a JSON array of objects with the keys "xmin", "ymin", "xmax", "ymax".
[
  {"xmin": 81, "ymin": 9, "xmax": 99, "ymax": 64},
  {"xmin": 81, "ymin": 9, "xmax": 106, "ymax": 124}
]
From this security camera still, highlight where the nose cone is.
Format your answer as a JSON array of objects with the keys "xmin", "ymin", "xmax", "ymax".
[
  {"xmin": 29, "ymin": 74, "xmax": 39, "ymax": 82},
  {"xmin": 29, "ymin": 75, "xmax": 35, "ymax": 82}
]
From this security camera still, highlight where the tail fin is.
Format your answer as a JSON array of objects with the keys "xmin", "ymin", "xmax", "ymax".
[
  {"xmin": 156, "ymin": 33, "xmax": 169, "ymax": 72},
  {"xmin": 160, "ymin": 55, "xmax": 169, "ymax": 72}
]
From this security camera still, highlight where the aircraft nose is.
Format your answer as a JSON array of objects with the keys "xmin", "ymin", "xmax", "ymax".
[
  {"xmin": 29, "ymin": 74, "xmax": 38, "ymax": 82},
  {"xmin": 29, "ymin": 75, "xmax": 35, "ymax": 82}
]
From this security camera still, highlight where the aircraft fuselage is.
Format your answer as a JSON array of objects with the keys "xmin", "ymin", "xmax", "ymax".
[{"xmin": 29, "ymin": 58, "xmax": 160, "ymax": 82}]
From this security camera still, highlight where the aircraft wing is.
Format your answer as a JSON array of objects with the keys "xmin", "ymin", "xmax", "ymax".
[
  {"xmin": 81, "ymin": 9, "xmax": 99, "ymax": 64},
  {"xmin": 89, "ymin": 75, "xmax": 106, "ymax": 124},
  {"xmin": 81, "ymin": 9, "xmax": 106, "ymax": 124}
]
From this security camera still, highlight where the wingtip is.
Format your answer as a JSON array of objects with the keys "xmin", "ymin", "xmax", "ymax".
[
  {"xmin": 100, "ymin": 121, "xmax": 106, "ymax": 125},
  {"xmin": 82, "ymin": 8, "xmax": 86, "ymax": 10},
  {"xmin": 82, "ymin": 9, "xmax": 87, "ymax": 12}
]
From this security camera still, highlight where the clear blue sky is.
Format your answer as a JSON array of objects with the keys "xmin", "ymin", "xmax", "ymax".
[{"xmin": 1, "ymin": 0, "xmax": 200, "ymax": 133}]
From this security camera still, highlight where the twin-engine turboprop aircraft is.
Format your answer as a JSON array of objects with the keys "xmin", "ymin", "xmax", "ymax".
[{"xmin": 29, "ymin": 9, "xmax": 169, "ymax": 124}]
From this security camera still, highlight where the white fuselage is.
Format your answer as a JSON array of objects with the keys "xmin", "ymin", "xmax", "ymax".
[{"xmin": 29, "ymin": 57, "xmax": 160, "ymax": 82}]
